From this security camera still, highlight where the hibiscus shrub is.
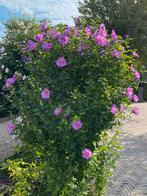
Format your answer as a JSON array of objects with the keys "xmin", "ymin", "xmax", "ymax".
[
  {"xmin": 6, "ymin": 17, "xmax": 141, "ymax": 195},
  {"xmin": 0, "ymin": 18, "xmax": 39, "ymax": 118}
]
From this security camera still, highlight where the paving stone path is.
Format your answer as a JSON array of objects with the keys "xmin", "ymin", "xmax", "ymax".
[
  {"xmin": 106, "ymin": 103, "xmax": 147, "ymax": 196},
  {"xmin": 0, "ymin": 120, "xmax": 18, "ymax": 163},
  {"xmin": 0, "ymin": 103, "xmax": 147, "ymax": 195}
]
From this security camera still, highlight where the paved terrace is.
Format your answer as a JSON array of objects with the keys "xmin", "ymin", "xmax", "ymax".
[
  {"xmin": 0, "ymin": 103, "xmax": 147, "ymax": 195},
  {"xmin": 106, "ymin": 103, "xmax": 147, "ymax": 196}
]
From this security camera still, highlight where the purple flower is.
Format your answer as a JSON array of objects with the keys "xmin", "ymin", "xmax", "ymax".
[
  {"xmin": 7, "ymin": 122, "xmax": 15, "ymax": 134},
  {"xmin": 58, "ymin": 33, "xmax": 69, "ymax": 45},
  {"xmin": 53, "ymin": 107, "xmax": 63, "ymax": 116},
  {"xmin": 132, "ymin": 106, "xmax": 139, "ymax": 115},
  {"xmin": 64, "ymin": 27, "xmax": 71, "ymax": 35},
  {"xmin": 110, "ymin": 104, "xmax": 118, "ymax": 114},
  {"xmin": 133, "ymin": 51, "xmax": 139, "ymax": 58},
  {"xmin": 98, "ymin": 23, "xmax": 107, "ymax": 37},
  {"xmin": 5, "ymin": 77, "xmax": 16, "ymax": 88},
  {"xmin": 130, "ymin": 65, "xmax": 135, "ymax": 72},
  {"xmin": 74, "ymin": 16, "xmax": 81, "ymax": 26},
  {"xmin": 100, "ymin": 50, "xmax": 105, "ymax": 56},
  {"xmin": 99, "ymin": 23, "xmax": 106, "ymax": 31},
  {"xmin": 27, "ymin": 40, "xmax": 37, "ymax": 51},
  {"xmin": 23, "ymin": 56, "xmax": 32, "ymax": 64},
  {"xmin": 111, "ymin": 30, "xmax": 118, "ymax": 41},
  {"xmin": 121, "ymin": 46, "xmax": 125, "ymax": 52},
  {"xmin": 134, "ymin": 71, "xmax": 140, "ymax": 79},
  {"xmin": 39, "ymin": 22, "xmax": 48, "ymax": 31},
  {"xmin": 78, "ymin": 41, "xmax": 89, "ymax": 52},
  {"xmin": 42, "ymin": 42, "xmax": 52, "ymax": 51},
  {"xmin": 41, "ymin": 88, "xmax": 51, "ymax": 99},
  {"xmin": 34, "ymin": 34, "xmax": 44, "ymax": 43},
  {"xmin": 111, "ymin": 49, "xmax": 120, "ymax": 58},
  {"xmin": 95, "ymin": 35, "xmax": 109, "ymax": 47},
  {"xmin": 82, "ymin": 148, "xmax": 92, "ymax": 160},
  {"xmin": 73, "ymin": 28, "xmax": 79, "ymax": 37},
  {"xmin": 93, "ymin": 24, "xmax": 107, "ymax": 42},
  {"xmin": 98, "ymin": 29, "xmax": 107, "ymax": 37},
  {"xmin": 125, "ymin": 87, "xmax": 134, "ymax": 100},
  {"xmin": 120, "ymin": 105, "xmax": 125, "ymax": 113},
  {"xmin": 55, "ymin": 57, "xmax": 67, "ymax": 68},
  {"xmin": 49, "ymin": 29, "xmax": 60, "ymax": 39},
  {"xmin": 133, "ymin": 94, "xmax": 139, "ymax": 102},
  {"xmin": 93, "ymin": 30, "xmax": 98, "ymax": 38},
  {"xmin": 72, "ymin": 119, "xmax": 83, "ymax": 130},
  {"xmin": 124, "ymin": 34, "xmax": 129, "ymax": 39},
  {"xmin": 85, "ymin": 26, "xmax": 91, "ymax": 36}
]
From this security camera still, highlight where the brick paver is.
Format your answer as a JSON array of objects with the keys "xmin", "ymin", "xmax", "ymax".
[{"xmin": 106, "ymin": 103, "xmax": 147, "ymax": 196}]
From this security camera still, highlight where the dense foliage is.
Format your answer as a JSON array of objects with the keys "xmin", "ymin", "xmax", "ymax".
[
  {"xmin": 79, "ymin": 0, "xmax": 147, "ymax": 63},
  {"xmin": 2, "ymin": 17, "xmax": 141, "ymax": 195},
  {"xmin": 0, "ymin": 18, "xmax": 38, "ymax": 118}
]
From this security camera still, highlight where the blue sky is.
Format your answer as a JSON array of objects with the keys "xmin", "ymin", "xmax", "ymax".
[{"xmin": 0, "ymin": 0, "xmax": 81, "ymax": 38}]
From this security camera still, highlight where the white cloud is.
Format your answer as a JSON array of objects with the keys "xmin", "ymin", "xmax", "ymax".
[{"xmin": 0, "ymin": 0, "xmax": 81, "ymax": 25}]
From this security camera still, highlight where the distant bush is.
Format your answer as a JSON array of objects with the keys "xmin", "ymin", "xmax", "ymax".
[
  {"xmin": 0, "ymin": 18, "xmax": 38, "ymax": 118},
  {"xmin": 79, "ymin": 0, "xmax": 147, "ymax": 63},
  {"xmin": 2, "ymin": 17, "xmax": 141, "ymax": 195}
]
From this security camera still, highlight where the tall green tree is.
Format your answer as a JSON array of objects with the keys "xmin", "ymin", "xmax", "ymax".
[{"xmin": 79, "ymin": 0, "xmax": 147, "ymax": 62}]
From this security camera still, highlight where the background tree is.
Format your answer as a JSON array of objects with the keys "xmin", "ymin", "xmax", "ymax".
[{"xmin": 79, "ymin": 0, "xmax": 147, "ymax": 63}]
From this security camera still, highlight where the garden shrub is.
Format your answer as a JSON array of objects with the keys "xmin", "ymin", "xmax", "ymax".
[
  {"xmin": 3, "ymin": 17, "xmax": 141, "ymax": 195},
  {"xmin": 0, "ymin": 18, "xmax": 38, "ymax": 118}
]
